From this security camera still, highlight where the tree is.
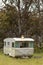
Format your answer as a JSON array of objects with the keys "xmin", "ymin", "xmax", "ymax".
[
  {"xmin": 2, "ymin": 0, "xmax": 22, "ymax": 37},
  {"xmin": 0, "ymin": 4, "xmax": 19, "ymax": 39},
  {"xmin": 1, "ymin": 0, "xmax": 43, "ymax": 43}
]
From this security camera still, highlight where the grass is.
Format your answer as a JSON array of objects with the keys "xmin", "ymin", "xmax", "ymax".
[{"xmin": 0, "ymin": 52, "xmax": 43, "ymax": 65}]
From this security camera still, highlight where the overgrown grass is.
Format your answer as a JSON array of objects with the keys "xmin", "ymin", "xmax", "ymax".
[{"xmin": 0, "ymin": 51, "xmax": 43, "ymax": 65}]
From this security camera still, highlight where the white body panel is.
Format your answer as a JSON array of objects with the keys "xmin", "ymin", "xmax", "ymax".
[
  {"xmin": 15, "ymin": 48, "xmax": 34, "ymax": 56},
  {"xmin": 4, "ymin": 47, "xmax": 34, "ymax": 57}
]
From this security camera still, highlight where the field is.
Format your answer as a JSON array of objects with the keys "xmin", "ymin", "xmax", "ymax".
[{"xmin": 0, "ymin": 52, "xmax": 43, "ymax": 65}]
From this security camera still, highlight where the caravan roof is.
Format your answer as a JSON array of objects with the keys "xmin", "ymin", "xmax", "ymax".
[
  {"xmin": 13, "ymin": 38, "xmax": 34, "ymax": 41},
  {"xmin": 4, "ymin": 38, "xmax": 34, "ymax": 42}
]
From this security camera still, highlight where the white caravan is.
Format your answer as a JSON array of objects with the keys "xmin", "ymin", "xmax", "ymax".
[{"xmin": 3, "ymin": 37, "xmax": 34, "ymax": 57}]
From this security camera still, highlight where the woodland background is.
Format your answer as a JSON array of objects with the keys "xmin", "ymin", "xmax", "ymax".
[{"xmin": 0, "ymin": 0, "xmax": 43, "ymax": 51}]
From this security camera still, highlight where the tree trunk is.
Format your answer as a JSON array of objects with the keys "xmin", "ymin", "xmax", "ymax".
[{"xmin": 18, "ymin": 0, "xmax": 21, "ymax": 36}]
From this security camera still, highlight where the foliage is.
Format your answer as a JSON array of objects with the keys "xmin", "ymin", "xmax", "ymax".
[
  {"xmin": 0, "ymin": 0, "xmax": 43, "ymax": 48},
  {"xmin": 0, "ymin": 4, "xmax": 19, "ymax": 39}
]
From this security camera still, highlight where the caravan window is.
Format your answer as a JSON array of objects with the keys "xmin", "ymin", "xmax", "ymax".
[
  {"xmin": 4, "ymin": 42, "xmax": 6, "ymax": 46},
  {"xmin": 29, "ymin": 41, "xmax": 34, "ymax": 48},
  {"xmin": 20, "ymin": 41, "xmax": 29, "ymax": 48},
  {"xmin": 12, "ymin": 42, "xmax": 14, "ymax": 47},
  {"xmin": 14, "ymin": 41, "xmax": 34, "ymax": 48},
  {"xmin": 15, "ymin": 41, "xmax": 29, "ymax": 48},
  {"xmin": 15, "ymin": 41, "xmax": 20, "ymax": 48}
]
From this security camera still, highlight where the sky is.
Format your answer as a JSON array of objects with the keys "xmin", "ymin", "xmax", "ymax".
[
  {"xmin": 0, "ymin": 0, "xmax": 4, "ymax": 8},
  {"xmin": 0, "ymin": 0, "xmax": 23, "ymax": 9},
  {"xmin": 0, "ymin": 0, "xmax": 23, "ymax": 10},
  {"xmin": 0, "ymin": 0, "xmax": 43, "ymax": 11},
  {"xmin": 0, "ymin": 0, "xmax": 2, "ymax": 5}
]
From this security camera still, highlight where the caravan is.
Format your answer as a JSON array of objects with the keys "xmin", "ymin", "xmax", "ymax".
[{"xmin": 3, "ymin": 37, "xmax": 34, "ymax": 57}]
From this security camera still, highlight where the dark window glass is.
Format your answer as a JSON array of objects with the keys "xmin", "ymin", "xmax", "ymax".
[
  {"xmin": 15, "ymin": 41, "xmax": 20, "ymax": 48},
  {"xmin": 12, "ymin": 42, "xmax": 14, "ymax": 47},
  {"xmin": 20, "ymin": 41, "xmax": 29, "ymax": 48},
  {"xmin": 29, "ymin": 42, "xmax": 33, "ymax": 48},
  {"xmin": 22, "ymin": 42, "xmax": 28, "ymax": 47}
]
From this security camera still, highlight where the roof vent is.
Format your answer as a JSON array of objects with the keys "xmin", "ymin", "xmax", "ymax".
[{"xmin": 21, "ymin": 35, "xmax": 24, "ymax": 39}]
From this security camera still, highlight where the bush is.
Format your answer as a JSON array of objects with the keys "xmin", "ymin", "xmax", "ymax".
[{"xmin": 0, "ymin": 42, "xmax": 4, "ymax": 48}]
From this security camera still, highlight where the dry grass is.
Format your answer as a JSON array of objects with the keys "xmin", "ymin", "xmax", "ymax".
[{"xmin": 0, "ymin": 52, "xmax": 43, "ymax": 65}]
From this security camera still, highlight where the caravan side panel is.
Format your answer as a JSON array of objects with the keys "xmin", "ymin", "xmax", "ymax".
[{"xmin": 15, "ymin": 48, "xmax": 34, "ymax": 56}]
